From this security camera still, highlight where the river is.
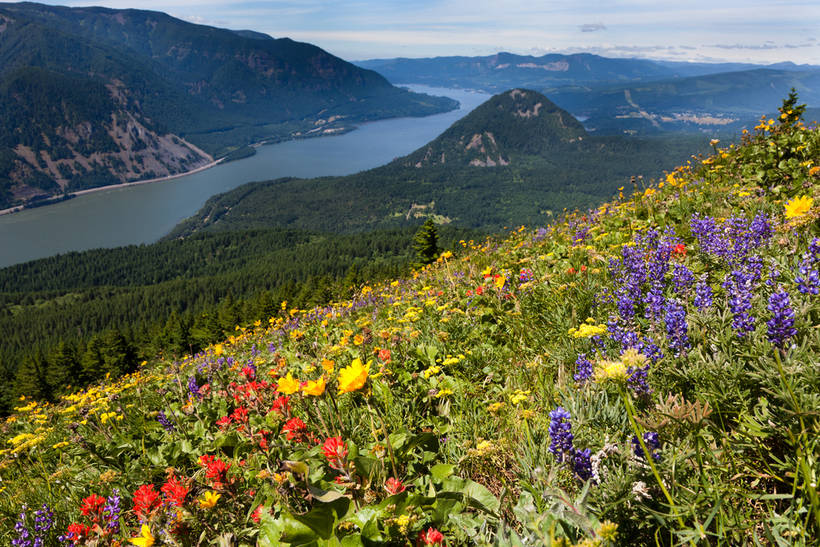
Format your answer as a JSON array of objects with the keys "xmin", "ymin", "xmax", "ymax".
[{"xmin": 0, "ymin": 86, "xmax": 489, "ymax": 268}]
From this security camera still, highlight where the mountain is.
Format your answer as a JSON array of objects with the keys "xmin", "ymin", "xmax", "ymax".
[
  {"xmin": 167, "ymin": 89, "xmax": 708, "ymax": 236},
  {"xmin": 548, "ymin": 68, "xmax": 820, "ymax": 135},
  {"xmin": 357, "ymin": 52, "xmax": 820, "ymax": 136},
  {"xmin": 356, "ymin": 52, "xmax": 820, "ymax": 93},
  {"xmin": 356, "ymin": 52, "xmax": 682, "ymax": 91},
  {"xmin": 402, "ymin": 89, "xmax": 586, "ymax": 168},
  {"xmin": 0, "ymin": 2, "xmax": 456, "ymax": 208}
]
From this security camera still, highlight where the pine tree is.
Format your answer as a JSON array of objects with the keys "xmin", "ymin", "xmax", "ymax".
[
  {"xmin": 779, "ymin": 88, "xmax": 806, "ymax": 128},
  {"xmin": 413, "ymin": 219, "xmax": 440, "ymax": 267}
]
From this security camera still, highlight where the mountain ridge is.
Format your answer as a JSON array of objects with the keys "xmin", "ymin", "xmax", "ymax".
[{"xmin": 0, "ymin": 2, "xmax": 457, "ymax": 208}]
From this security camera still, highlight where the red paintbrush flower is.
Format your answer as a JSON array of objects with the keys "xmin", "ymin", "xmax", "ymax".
[
  {"xmin": 418, "ymin": 527, "xmax": 445, "ymax": 545},
  {"xmin": 385, "ymin": 477, "xmax": 406, "ymax": 495},
  {"xmin": 132, "ymin": 484, "xmax": 161, "ymax": 522},
  {"xmin": 79, "ymin": 493, "xmax": 105, "ymax": 518},
  {"xmin": 321, "ymin": 437, "xmax": 348, "ymax": 469},
  {"xmin": 161, "ymin": 475, "xmax": 189, "ymax": 507}
]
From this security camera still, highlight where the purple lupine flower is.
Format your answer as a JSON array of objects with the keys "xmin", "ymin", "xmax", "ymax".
[
  {"xmin": 104, "ymin": 489, "xmax": 122, "ymax": 533},
  {"xmin": 12, "ymin": 506, "xmax": 32, "ymax": 547},
  {"xmin": 157, "ymin": 411, "xmax": 175, "ymax": 432},
  {"xmin": 33, "ymin": 504, "xmax": 53, "ymax": 536},
  {"xmin": 643, "ymin": 283, "xmax": 666, "ymax": 322},
  {"xmin": 268, "ymin": 342, "xmax": 277, "ymax": 353},
  {"xmin": 548, "ymin": 407, "xmax": 574, "ymax": 462},
  {"xmin": 615, "ymin": 289, "xmax": 636, "ymax": 320},
  {"xmin": 664, "ymin": 300, "xmax": 689, "ymax": 356},
  {"xmin": 627, "ymin": 364, "xmax": 651, "ymax": 397},
  {"xmin": 533, "ymin": 227, "xmax": 548, "ymax": 242},
  {"xmin": 572, "ymin": 448, "xmax": 594, "ymax": 481},
  {"xmin": 187, "ymin": 375, "xmax": 201, "ymax": 397},
  {"xmin": 796, "ymin": 238, "xmax": 820, "ymax": 295},
  {"xmin": 632, "ymin": 432, "xmax": 661, "ymax": 461},
  {"xmin": 519, "ymin": 268, "xmax": 534, "ymax": 283},
  {"xmin": 573, "ymin": 226, "xmax": 590, "ymax": 246},
  {"xmin": 767, "ymin": 289, "xmax": 797, "ymax": 348},
  {"xmin": 694, "ymin": 281, "xmax": 713, "ymax": 310},
  {"xmin": 574, "ymin": 354, "xmax": 594, "ymax": 383},
  {"xmin": 723, "ymin": 269, "xmax": 756, "ymax": 337},
  {"xmin": 672, "ymin": 264, "xmax": 695, "ymax": 293}
]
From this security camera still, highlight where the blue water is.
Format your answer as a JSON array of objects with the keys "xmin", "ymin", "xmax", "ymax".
[{"xmin": 0, "ymin": 86, "xmax": 489, "ymax": 268}]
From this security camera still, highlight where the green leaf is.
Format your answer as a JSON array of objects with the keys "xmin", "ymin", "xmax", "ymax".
[{"xmin": 430, "ymin": 463, "xmax": 455, "ymax": 482}]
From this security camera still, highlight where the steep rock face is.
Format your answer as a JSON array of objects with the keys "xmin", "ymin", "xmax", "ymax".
[{"xmin": 404, "ymin": 88, "xmax": 586, "ymax": 168}]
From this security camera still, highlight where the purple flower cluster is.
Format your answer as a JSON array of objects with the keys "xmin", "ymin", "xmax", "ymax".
[
  {"xmin": 574, "ymin": 354, "xmax": 594, "ymax": 383},
  {"xmin": 187, "ymin": 375, "xmax": 201, "ymax": 397},
  {"xmin": 548, "ymin": 407, "xmax": 574, "ymax": 462},
  {"xmin": 13, "ymin": 504, "xmax": 53, "ymax": 547},
  {"xmin": 104, "ymin": 489, "xmax": 122, "ymax": 533},
  {"xmin": 632, "ymin": 432, "xmax": 661, "ymax": 461},
  {"xmin": 664, "ymin": 300, "xmax": 690, "ymax": 356},
  {"xmin": 767, "ymin": 289, "xmax": 797, "ymax": 348},
  {"xmin": 796, "ymin": 238, "xmax": 820, "ymax": 295},
  {"xmin": 693, "ymin": 281, "xmax": 714, "ymax": 310},
  {"xmin": 519, "ymin": 268, "xmax": 534, "ymax": 283},
  {"xmin": 12, "ymin": 506, "xmax": 31, "ymax": 547},
  {"xmin": 690, "ymin": 213, "xmax": 772, "ymax": 267},
  {"xmin": 723, "ymin": 269, "xmax": 756, "ymax": 337},
  {"xmin": 548, "ymin": 407, "xmax": 595, "ymax": 481},
  {"xmin": 157, "ymin": 410, "xmax": 175, "ymax": 432}
]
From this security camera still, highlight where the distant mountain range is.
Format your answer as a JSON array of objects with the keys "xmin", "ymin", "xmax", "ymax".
[
  {"xmin": 357, "ymin": 52, "xmax": 820, "ymax": 135},
  {"xmin": 167, "ymin": 89, "xmax": 708, "ymax": 237},
  {"xmin": 0, "ymin": 2, "xmax": 456, "ymax": 209}
]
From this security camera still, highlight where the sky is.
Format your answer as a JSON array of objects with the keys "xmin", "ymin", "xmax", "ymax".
[{"xmin": 53, "ymin": 0, "xmax": 820, "ymax": 65}]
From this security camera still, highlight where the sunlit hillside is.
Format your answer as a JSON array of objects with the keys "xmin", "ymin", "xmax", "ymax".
[{"xmin": 1, "ymin": 95, "xmax": 818, "ymax": 545}]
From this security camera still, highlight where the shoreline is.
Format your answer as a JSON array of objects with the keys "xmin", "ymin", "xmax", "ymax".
[{"xmin": 0, "ymin": 158, "xmax": 225, "ymax": 217}]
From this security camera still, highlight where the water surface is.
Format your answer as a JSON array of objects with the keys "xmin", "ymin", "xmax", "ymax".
[{"xmin": 0, "ymin": 86, "xmax": 489, "ymax": 268}]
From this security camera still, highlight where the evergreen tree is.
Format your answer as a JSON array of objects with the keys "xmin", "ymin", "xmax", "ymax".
[
  {"xmin": 413, "ymin": 219, "xmax": 440, "ymax": 267},
  {"xmin": 14, "ymin": 355, "xmax": 48, "ymax": 401},
  {"xmin": 45, "ymin": 341, "xmax": 80, "ymax": 397},
  {"xmin": 779, "ymin": 88, "xmax": 806, "ymax": 127}
]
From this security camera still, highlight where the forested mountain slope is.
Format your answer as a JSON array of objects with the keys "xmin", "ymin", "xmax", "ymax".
[
  {"xmin": 0, "ymin": 2, "xmax": 456, "ymax": 208},
  {"xmin": 169, "ymin": 89, "xmax": 708, "ymax": 236}
]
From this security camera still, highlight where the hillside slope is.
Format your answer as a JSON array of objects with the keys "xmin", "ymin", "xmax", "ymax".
[
  {"xmin": 0, "ymin": 2, "xmax": 456, "ymax": 208},
  {"xmin": 1, "ymin": 97, "xmax": 818, "ymax": 544},
  {"xmin": 168, "ymin": 89, "xmax": 708, "ymax": 236}
]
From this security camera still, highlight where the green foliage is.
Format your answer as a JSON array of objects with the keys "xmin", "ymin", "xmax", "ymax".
[{"xmin": 413, "ymin": 219, "xmax": 440, "ymax": 267}]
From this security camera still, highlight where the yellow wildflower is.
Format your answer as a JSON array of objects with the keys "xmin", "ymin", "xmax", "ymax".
[
  {"xmin": 302, "ymin": 376, "xmax": 326, "ymax": 397},
  {"xmin": 198, "ymin": 491, "xmax": 221, "ymax": 510},
  {"xmin": 423, "ymin": 365, "xmax": 441, "ymax": 379},
  {"xmin": 214, "ymin": 344, "xmax": 223, "ymax": 357},
  {"xmin": 321, "ymin": 359, "xmax": 335, "ymax": 373},
  {"xmin": 571, "ymin": 323, "xmax": 608, "ymax": 338},
  {"xmin": 596, "ymin": 360, "xmax": 628, "ymax": 383},
  {"xmin": 277, "ymin": 372, "xmax": 300, "ymax": 395},
  {"xmin": 338, "ymin": 358, "xmax": 369, "ymax": 394},
  {"xmin": 784, "ymin": 195, "xmax": 813, "ymax": 219},
  {"xmin": 129, "ymin": 524, "xmax": 155, "ymax": 547},
  {"xmin": 487, "ymin": 402, "xmax": 505, "ymax": 413},
  {"xmin": 353, "ymin": 334, "xmax": 364, "ymax": 346},
  {"xmin": 435, "ymin": 388, "xmax": 453, "ymax": 398}
]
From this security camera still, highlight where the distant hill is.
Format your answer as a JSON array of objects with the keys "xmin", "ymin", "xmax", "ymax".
[
  {"xmin": 548, "ymin": 68, "xmax": 820, "ymax": 135},
  {"xmin": 356, "ymin": 52, "xmax": 681, "ymax": 91},
  {"xmin": 357, "ymin": 53, "xmax": 820, "ymax": 136},
  {"xmin": 168, "ymin": 89, "xmax": 708, "ymax": 236},
  {"xmin": 0, "ymin": 2, "xmax": 456, "ymax": 208}
]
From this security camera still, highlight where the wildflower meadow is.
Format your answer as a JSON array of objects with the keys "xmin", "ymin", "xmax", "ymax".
[{"xmin": 1, "ymin": 97, "xmax": 819, "ymax": 545}]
